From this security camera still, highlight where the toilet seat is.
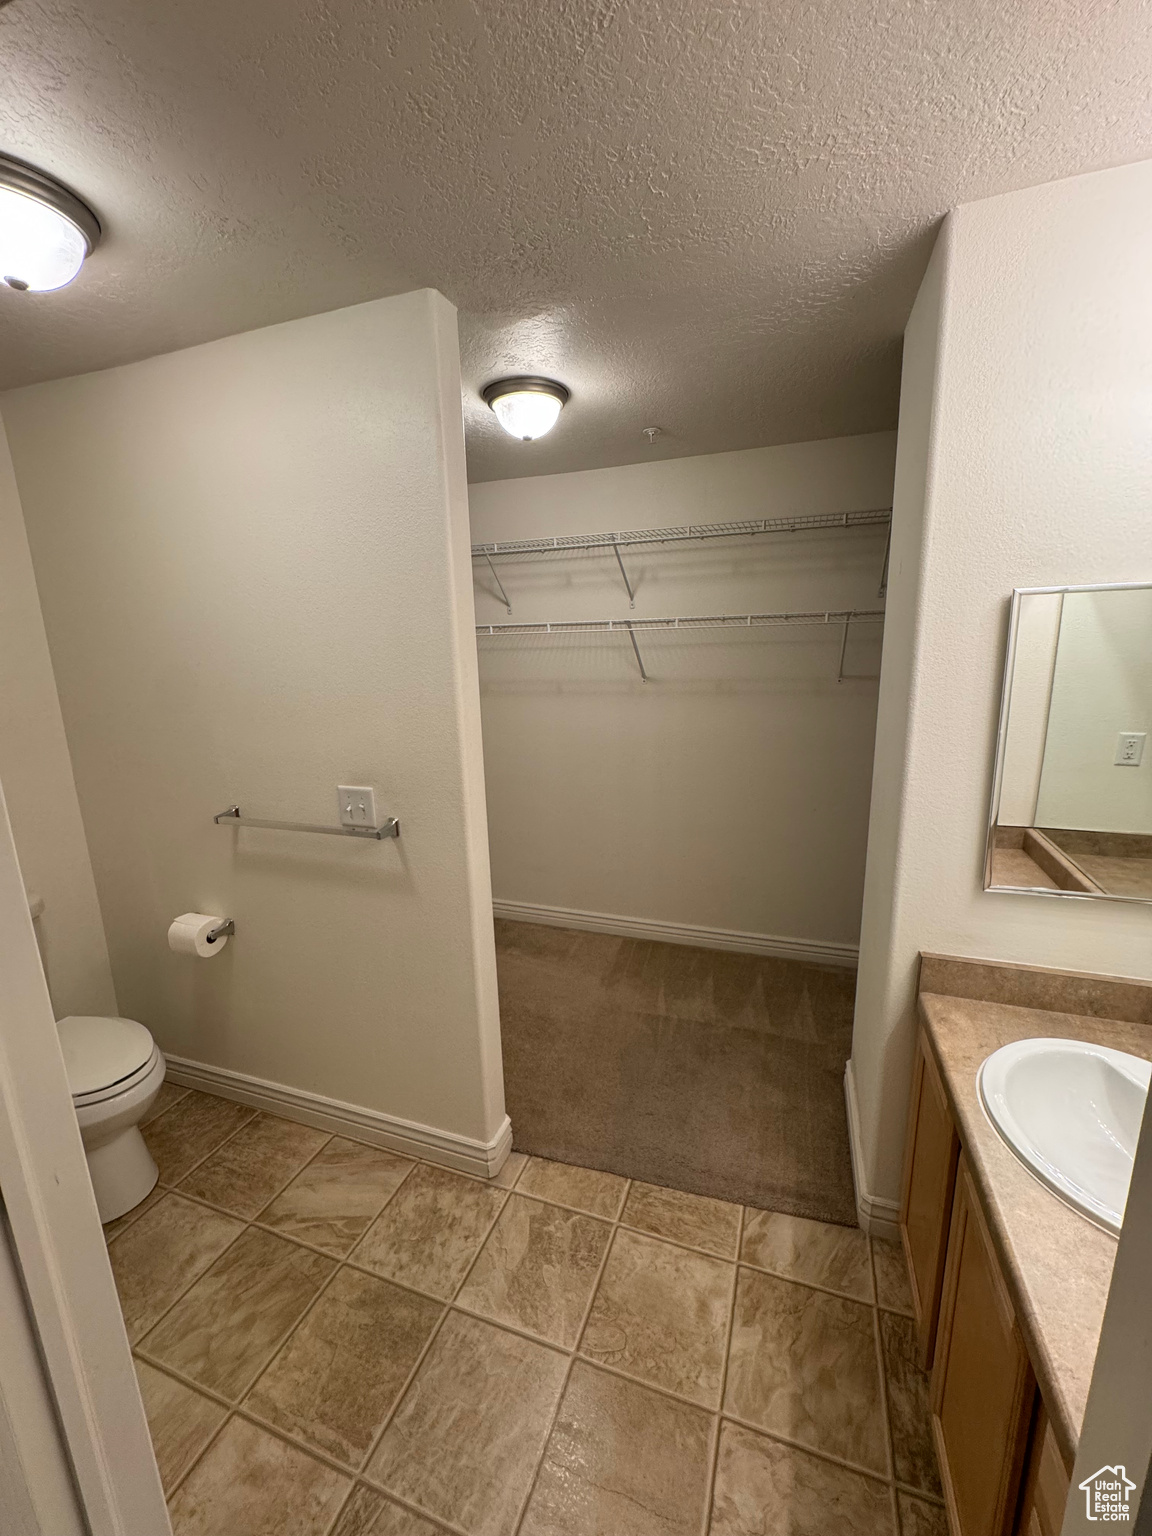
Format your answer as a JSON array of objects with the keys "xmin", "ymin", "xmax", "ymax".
[{"xmin": 57, "ymin": 1015, "xmax": 157, "ymax": 1103}]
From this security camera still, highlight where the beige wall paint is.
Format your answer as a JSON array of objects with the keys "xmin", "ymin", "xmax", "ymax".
[
  {"xmin": 3, "ymin": 291, "xmax": 505, "ymax": 1146},
  {"xmin": 1036, "ymin": 587, "xmax": 1152, "ymax": 834},
  {"xmin": 0, "ymin": 421, "xmax": 115, "ymax": 1019},
  {"xmin": 469, "ymin": 434, "xmax": 896, "ymax": 949},
  {"xmin": 852, "ymin": 161, "xmax": 1152, "ymax": 1210}
]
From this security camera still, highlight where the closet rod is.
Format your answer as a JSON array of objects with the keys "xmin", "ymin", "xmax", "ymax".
[
  {"xmin": 471, "ymin": 508, "xmax": 891, "ymax": 559},
  {"xmin": 476, "ymin": 608, "xmax": 884, "ymax": 683},
  {"xmin": 475, "ymin": 608, "xmax": 884, "ymax": 635}
]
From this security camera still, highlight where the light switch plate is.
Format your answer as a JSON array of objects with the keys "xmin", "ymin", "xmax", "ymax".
[
  {"xmin": 1114, "ymin": 733, "xmax": 1146, "ymax": 767},
  {"xmin": 337, "ymin": 785, "xmax": 377, "ymax": 827}
]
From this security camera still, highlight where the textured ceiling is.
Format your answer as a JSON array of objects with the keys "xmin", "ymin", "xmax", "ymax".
[{"xmin": 2, "ymin": 2, "xmax": 1151, "ymax": 481}]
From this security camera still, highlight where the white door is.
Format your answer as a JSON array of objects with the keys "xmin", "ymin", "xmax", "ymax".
[{"xmin": 0, "ymin": 779, "xmax": 170, "ymax": 1535}]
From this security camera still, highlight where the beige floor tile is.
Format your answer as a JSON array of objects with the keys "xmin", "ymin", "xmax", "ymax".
[
  {"xmin": 102, "ymin": 1184, "xmax": 163, "ymax": 1242},
  {"xmin": 488, "ymin": 1150, "xmax": 528, "ymax": 1190},
  {"xmin": 353, "ymin": 1164, "xmax": 506, "ymax": 1300},
  {"xmin": 520, "ymin": 1360, "xmax": 712, "ymax": 1536},
  {"xmin": 330, "ymin": 1485, "xmax": 447, "ymax": 1535},
  {"xmin": 457, "ymin": 1193, "xmax": 611, "ymax": 1347},
  {"xmin": 872, "ymin": 1237, "xmax": 915, "ymax": 1316},
  {"xmin": 580, "ymin": 1227, "xmax": 732, "ymax": 1407},
  {"xmin": 133, "ymin": 1358, "xmax": 227, "ymax": 1493},
  {"xmin": 516, "ymin": 1156, "xmax": 628, "ymax": 1219},
  {"xmin": 724, "ymin": 1267, "xmax": 887, "ymax": 1474},
  {"xmin": 621, "ymin": 1181, "xmax": 741, "ymax": 1257},
  {"xmin": 367, "ymin": 1310, "xmax": 567, "ymax": 1536},
  {"xmin": 710, "ymin": 1420, "xmax": 895, "ymax": 1536},
  {"xmin": 245, "ymin": 1267, "xmax": 442, "ymax": 1467},
  {"xmin": 258, "ymin": 1139, "xmax": 415, "ymax": 1256},
  {"xmin": 167, "ymin": 1414, "xmax": 349, "ymax": 1536},
  {"xmin": 141, "ymin": 1080, "xmax": 190, "ymax": 1127},
  {"xmin": 108, "ymin": 1194, "xmax": 243, "ymax": 1343},
  {"xmin": 142, "ymin": 1091, "xmax": 257, "ymax": 1184},
  {"xmin": 741, "ymin": 1210, "xmax": 872, "ymax": 1301},
  {"xmin": 140, "ymin": 1227, "xmax": 335, "ymax": 1399},
  {"xmin": 880, "ymin": 1312, "xmax": 942, "ymax": 1496},
  {"xmin": 179, "ymin": 1115, "xmax": 331, "ymax": 1218},
  {"xmin": 897, "ymin": 1492, "xmax": 948, "ymax": 1536}
]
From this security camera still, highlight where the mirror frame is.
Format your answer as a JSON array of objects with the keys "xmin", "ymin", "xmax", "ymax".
[{"xmin": 985, "ymin": 581, "xmax": 1152, "ymax": 904}]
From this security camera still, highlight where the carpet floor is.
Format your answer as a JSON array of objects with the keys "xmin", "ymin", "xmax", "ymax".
[{"xmin": 495, "ymin": 919, "xmax": 859, "ymax": 1225}]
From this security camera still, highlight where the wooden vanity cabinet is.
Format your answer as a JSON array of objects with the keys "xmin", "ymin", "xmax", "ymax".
[
  {"xmin": 900, "ymin": 1029, "xmax": 961, "ymax": 1366},
  {"xmin": 1014, "ymin": 1408, "xmax": 1072, "ymax": 1536},
  {"xmin": 931, "ymin": 1157, "xmax": 1036, "ymax": 1536}
]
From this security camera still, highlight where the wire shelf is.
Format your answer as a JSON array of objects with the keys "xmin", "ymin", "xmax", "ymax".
[
  {"xmin": 475, "ymin": 608, "xmax": 885, "ymax": 636},
  {"xmin": 470, "ymin": 508, "xmax": 891, "ymax": 559}
]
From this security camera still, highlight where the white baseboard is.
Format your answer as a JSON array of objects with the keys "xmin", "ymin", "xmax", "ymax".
[
  {"xmin": 844, "ymin": 1058, "xmax": 901, "ymax": 1239},
  {"xmin": 163, "ymin": 1055, "xmax": 513, "ymax": 1181},
  {"xmin": 492, "ymin": 897, "xmax": 858, "ymax": 969}
]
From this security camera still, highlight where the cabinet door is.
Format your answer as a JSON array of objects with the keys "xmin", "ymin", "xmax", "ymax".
[
  {"xmin": 900, "ymin": 1029, "xmax": 961, "ymax": 1367},
  {"xmin": 1014, "ymin": 1408, "xmax": 1071, "ymax": 1536},
  {"xmin": 932, "ymin": 1159, "xmax": 1036, "ymax": 1536}
]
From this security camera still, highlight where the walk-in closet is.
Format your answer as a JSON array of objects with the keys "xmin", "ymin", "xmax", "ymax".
[{"xmin": 470, "ymin": 432, "xmax": 895, "ymax": 1221}]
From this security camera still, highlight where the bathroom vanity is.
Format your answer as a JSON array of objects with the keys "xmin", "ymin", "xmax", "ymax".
[{"xmin": 900, "ymin": 955, "xmax": 1152, "ymax": 1536}]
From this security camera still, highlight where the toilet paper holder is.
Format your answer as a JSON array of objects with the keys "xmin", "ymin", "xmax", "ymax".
[{"xmin": 206, "ymin": 918, "xmax": 235, "ymax": 944}]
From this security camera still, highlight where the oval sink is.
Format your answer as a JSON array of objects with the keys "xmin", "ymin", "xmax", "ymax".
[{"xmin": 978, "ymin": 1038, "xmax": 1151, "ymax": 1233}]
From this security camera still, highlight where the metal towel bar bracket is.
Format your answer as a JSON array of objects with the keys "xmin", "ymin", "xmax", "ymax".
[{"xmin": 213, "ymin": 805, "xmax": 400, "ymax": 840}]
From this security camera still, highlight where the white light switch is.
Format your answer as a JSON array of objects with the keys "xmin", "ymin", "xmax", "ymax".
[
  {"xmin": 338, "ymin": 785, "xmax": 377, "ymax": 827},
  {"xmin": 1114, "ymin": 733, "xmax": 1146, "ymax": 767}
]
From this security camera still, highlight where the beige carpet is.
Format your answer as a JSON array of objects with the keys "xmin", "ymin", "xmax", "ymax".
[{"xmin": 495, "ymin": 919, "xmax": 859, "ymax": 1225}]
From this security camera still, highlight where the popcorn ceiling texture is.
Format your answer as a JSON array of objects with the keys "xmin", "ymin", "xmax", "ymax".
[{"xmin": 2, "ymin": 0, "xmax": 1151, "ymax": 480}]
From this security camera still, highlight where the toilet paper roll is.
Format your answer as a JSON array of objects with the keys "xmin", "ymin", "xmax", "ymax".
[{"xmin": 168, "ymin": 912, "xmax": 229, "ymax": 958}]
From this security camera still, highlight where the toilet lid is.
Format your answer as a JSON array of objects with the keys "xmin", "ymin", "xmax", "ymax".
[{"xmin": 57, "ymin": 1015, "xmax": 155, "ymax": 1098}]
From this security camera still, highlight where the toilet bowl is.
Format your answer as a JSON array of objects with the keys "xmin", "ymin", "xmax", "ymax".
[{"xmin": 57, "ymin": 1015, "xmax": 166, "ymax": 1223}]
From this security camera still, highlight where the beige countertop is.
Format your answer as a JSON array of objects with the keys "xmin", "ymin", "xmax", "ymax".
[{"xmin": 918, "ymin": 988, "xmax": 1152, "ymax": 1469}]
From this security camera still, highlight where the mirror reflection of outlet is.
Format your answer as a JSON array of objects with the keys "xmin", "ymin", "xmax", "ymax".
[
  {"xmin": 338, "ymin": 785, "xmax": 377, "ymax": 827},
  {"xmin": 1114, "ymin": 733, "xmax": 1146, "ymax": 767}
]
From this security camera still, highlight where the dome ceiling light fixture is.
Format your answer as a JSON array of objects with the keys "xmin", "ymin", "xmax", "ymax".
[
  {"xmin": 0, "ymin": 154, "xmax": 101, "ymax": 293},
  {"xmin": 481, "ymin": 376, "xmax": 570, "ymax": 441}
]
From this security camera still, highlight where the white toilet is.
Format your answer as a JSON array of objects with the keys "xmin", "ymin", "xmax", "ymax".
[{"xmin": 57, "ymin": 1015, "xmax": 166, "ymax": 1222}]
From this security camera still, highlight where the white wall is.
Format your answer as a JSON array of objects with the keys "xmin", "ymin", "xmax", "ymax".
[
  {"xmin": 3, "ymin": 291, "xmax": 506, "ymax": 1151},
  {"xmin": 0, "ymin": 422, "xmax": 115, "ymax": 1018},
  {"xmin": 1036, "ymin": 587, "xmax": 1152, "ymax": 833},
  {"xmin": 469, "ymin": 434, "xmax": 896, "ymax": 953},
  {"xmin": 851, "ymin": 160, "xmax": 1152, "ymax": 1212}
]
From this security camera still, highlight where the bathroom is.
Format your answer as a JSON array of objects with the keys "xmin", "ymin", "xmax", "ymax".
[{"xmin": 1, "ymin": 6, "xmax": 1151, "ymax": 1536}]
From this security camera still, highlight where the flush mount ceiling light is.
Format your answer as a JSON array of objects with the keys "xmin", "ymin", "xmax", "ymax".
[
  {"xmin": 482, "ymin": 376, "xmax": 569, "ymax": 441},
  {"xmin": 0, "ymin": 154, "xmax": 101, "ymax": 293}
]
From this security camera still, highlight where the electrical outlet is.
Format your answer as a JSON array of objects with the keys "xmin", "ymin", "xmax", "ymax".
[
  {"xmin": 1114, "ymin": 733, "xmax": 1146, "ymax": 767},
  {"xmin": 337, "ymin": 785, "xmax": 377, "ymax": 828}
]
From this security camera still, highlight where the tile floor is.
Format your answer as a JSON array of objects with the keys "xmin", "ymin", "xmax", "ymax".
[{"xmin": 107, "ymin": 1083, "xmax": 946, "ymax": 1536}]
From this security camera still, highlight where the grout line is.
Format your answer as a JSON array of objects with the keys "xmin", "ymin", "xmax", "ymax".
[
  {"xmin": 145, "ymin": 1097, "xmax": 263, "ymax": 1186},
  {"xmin": 872, "ymin": 1291, "xmax": 898, "ymax": 1487},
  {"xmin": 736, "ymin": 1252, "xmax": 876, "ymax": 1307},
  {"xmin": 895, "ymin": 1481, "xmax": 945, "ymax": 1506},
  {"xmin": 717, "ymin": 1407, "xmax": 894, "ymax": 1485},
  {"xmin": 176, "ymin": 1127, "xmax": 338, "ymax": 1216},
  {"xmin": 355, "ymin": 1468, "xmax": 473, "ymax": 1536},
  {"xmin": 161, "ymin": 1407, "xmax": 236, "ymax": 1503},
  {"xmin": 574, "ymin": 1351, "xmax": 722, "ymax": 1416},
  {"xmin": 139, "ymin": 1084, "xmax": 191, "ymax": 1129},
  {"xmin": 510, "ymin": 1178, "xmax": 629, "ymax": 1535},
  {"xmin": 350, "ymin": 1180, "xmax": 512, "ymax": 1483},
  {"xmin": 701, "ymin": 1202, "xmax": 744, "ymax": 1534}
]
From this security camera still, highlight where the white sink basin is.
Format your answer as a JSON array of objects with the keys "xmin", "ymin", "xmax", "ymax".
[{"xmin": 978, "ymin": 1038, "xmax": 1151, "ymax": 1233}]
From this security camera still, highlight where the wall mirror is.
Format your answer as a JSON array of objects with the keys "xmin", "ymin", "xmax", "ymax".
[{"xmin": 986, "ymin": 583, "xmax": 1152, "ymax": 902}]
